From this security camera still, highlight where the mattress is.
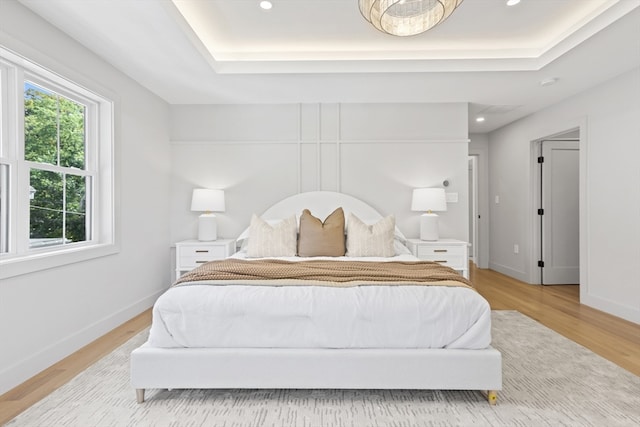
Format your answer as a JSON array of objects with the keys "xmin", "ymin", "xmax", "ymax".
[{"xmin": 148, "ymin": 250, "xmax": 492, "ymax": 350}]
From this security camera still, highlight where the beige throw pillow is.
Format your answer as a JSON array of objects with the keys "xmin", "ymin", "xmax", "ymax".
[
  {"xmin": 247, "ymin": 214, "xmax": 297, "ymax": 257},
  {"xmin": 346, "ymin": 213, "xmax": 395, "ymax": 257},
  {"xmin": 297, "ymin": 208, "xmax": 346, "ymax": 257}
]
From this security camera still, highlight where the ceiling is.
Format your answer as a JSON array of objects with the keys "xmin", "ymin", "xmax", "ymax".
[{"xmin": 17, "ymin": 0, "xmax": 640, "ymax": 133}]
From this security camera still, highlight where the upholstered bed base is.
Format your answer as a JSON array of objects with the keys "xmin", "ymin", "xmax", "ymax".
[
  {"xmin": 131, "ymin": 192, "xmax": 502, "ymax": 405},
  {"xmin": 130, "ymin": 342, "xmax": 502, "ymax": 405}
]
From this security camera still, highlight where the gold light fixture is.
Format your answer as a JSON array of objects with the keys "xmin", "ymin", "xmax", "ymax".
[{"xmin": 359, "ymin": 0, "xmax": 465, "ymax": 37}]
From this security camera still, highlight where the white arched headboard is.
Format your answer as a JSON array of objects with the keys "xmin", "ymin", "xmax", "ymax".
[{"xmin": 237, "ymin": 191, "xmax": 405, "ymax": 242}]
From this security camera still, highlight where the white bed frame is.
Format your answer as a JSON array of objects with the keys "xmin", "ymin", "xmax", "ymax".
[{"xmin": 130, "ymin": 191, "xmax": 502, "ymax": 404}]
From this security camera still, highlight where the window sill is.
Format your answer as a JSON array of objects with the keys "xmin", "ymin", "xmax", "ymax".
[{"xmin": 0, "ymin": 243, "xmax": 119, "ymax": 279}]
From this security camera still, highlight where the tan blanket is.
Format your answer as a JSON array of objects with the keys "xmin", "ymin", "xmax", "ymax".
[{"xmin": 174, "ymin": 259, "xmax": 473, "ymax": 289}]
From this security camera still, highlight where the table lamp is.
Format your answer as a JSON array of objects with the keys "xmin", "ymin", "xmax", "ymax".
[
  {"xmin": 190, "ymin": 189, "xmax": 225, "ymax": 241},
  {"xmin": 411, "ymin": 188, "xmax": 447, "ymax": 241}
]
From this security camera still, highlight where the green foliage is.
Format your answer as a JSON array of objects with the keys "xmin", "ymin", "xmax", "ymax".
[
  {"xmin": 25, "ymin": 84, "xmax": 87, "ymax": 244},
  {"xmin": 30, "ymin": 169, "xmax": 63, "ymax": 239}
]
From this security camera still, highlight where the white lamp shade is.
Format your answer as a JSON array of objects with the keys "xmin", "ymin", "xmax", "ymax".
[
  {"xmin": 411, "ymin": 188, "xmax": 447, "ymax": 213},
  {"xmin": 191, "ymin": 189, "xmax": 225, "ymax": 212}
]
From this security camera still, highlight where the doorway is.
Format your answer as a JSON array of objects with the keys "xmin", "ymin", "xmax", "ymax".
[
  {"xmin": 535, "ymin": 130, "xmax": 580, "ymax": 285},
  {"xmin": 468, "ymin": 155, "xmax": 479, "ymax": 265}
]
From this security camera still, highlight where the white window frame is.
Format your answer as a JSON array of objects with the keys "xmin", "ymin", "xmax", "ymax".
[{"xmin": 0, "ymin": 46, "xmax": 116, "ymax": 279}]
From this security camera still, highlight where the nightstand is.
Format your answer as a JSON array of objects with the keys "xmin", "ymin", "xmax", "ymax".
[
  {"xmin": 406, "ymin": 238, "xmax": 469, "ymax": 279},
  {"xmin": 175, "ymin": 239, "xmax": 235, "ymax": 280}
]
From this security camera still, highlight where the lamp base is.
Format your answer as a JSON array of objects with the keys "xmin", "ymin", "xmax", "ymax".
[
  {"xmin": 420, "ymin": 213, "xmax": 439, "ymax": 241},
  {"xmin": 198, "ymin": 213, "xmax": 218, "ymax": 241}
]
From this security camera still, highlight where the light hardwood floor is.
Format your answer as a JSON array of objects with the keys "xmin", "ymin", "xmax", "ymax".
[{"xmin": 1, "ymin": 264, "xmax": 639, "ymax": 425}]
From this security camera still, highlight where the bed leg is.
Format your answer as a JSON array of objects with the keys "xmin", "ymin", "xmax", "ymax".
[
  {"xmin": 136, "ymin": 389, "xmax": 145, "ymax": 404},
  {"xmin": 485, "ymin": 390, "xmax": 498, "ymax": 405}
]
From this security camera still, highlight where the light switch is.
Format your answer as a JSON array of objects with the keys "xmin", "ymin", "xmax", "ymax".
[
  {"xmin": 495, "ymin": 195, "xmax": 500, "ymax": 204},
  {"xmin": 445, "ymin": 192, "xmax": 458, "ymax": 203}
]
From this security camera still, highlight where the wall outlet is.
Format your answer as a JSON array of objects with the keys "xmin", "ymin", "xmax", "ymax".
[{"xmin": 513, "ymin": 244, "xmax": 519, "ymax": 254}]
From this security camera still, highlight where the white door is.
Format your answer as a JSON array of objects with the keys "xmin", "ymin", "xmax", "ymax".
[{"xmin": 541, "ymin": 141, "xmax": 579, "ymax": 284}]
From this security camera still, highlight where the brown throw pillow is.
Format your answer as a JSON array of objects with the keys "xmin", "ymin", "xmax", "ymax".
[{"xmin": 297, "ymin": 207, "xmax": 346, "ymax": 257}]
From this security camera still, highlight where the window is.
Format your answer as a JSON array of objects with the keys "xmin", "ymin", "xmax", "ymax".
[
  {"xmin": 0, "ymin": 47, "xmax": 115, "ymax": 278},
  {"xmin": 25, "ymin": 81, "xmax": 91, "ymax": 248}
]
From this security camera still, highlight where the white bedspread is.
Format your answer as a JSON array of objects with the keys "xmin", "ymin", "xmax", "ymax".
[{"xmin": 149, "ymin": 250, "xmax": 492, "ymax": 350}]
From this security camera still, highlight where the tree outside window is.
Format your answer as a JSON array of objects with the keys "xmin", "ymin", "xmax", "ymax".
[{"xmin": 24, "ymin": 83, "xmax": 89, "ymax": 247}]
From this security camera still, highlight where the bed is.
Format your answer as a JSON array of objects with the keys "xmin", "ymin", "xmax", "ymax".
[{"xmin": 130, "ymin": 191, "xmax": 502, "ymax": 404}]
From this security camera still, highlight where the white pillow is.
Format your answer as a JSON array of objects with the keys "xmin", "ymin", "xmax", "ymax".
[
  {"xmin": 346, "ymin": 213, "xmax": 395, "ymax": 257},
  {"xmin": 247, "ymin": 214, "xmax": 297, "ymax": 257},
  {"xmin": 236, "ymin": 217, "xmax": 300, "ymax": 244}
]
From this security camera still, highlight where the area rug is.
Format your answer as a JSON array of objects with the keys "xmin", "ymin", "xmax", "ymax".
[{"xmin": 6, "ymin": 311, "xmax": 640, "ymax": 427}]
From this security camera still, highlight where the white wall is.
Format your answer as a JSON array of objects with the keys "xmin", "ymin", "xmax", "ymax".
[
  {"xmin": 169, "ymin": 102, "xmax": 470, "ymax": 250},
  {"xmin": 488, "ymin": 68, "xmax": 640, "ymax": 324},
  {"xmin": 0, "ymin": 1, "xmax": 172, "ymax": 393}
]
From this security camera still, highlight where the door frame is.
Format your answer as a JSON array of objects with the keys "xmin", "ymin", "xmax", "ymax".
[
  {"xmin": 468, "ymin": 155, "xmax": 479, "ymax": 265},
  {"xmin": 468, "ymin": 144, "xmax": 488, "ymax": 269},
  {"xmin": 529, "ymin": 124, "xmax": 585, "ymax": 288}
]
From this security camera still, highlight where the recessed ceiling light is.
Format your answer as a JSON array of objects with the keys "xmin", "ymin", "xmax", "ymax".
[
  {"xmin": 540, "ymin": 77, "xmax": 559, "ymax": 87},
  {"xmin": 476, "ymin": 116, "xmax": 486, "ymax": 123},
  {"xmin": 259, "ymin": 1, "xmax": 272, "ymax": 10},
  {"xmin": 506, "ymin": 0, "xmax": 521, "ymax": 6}
]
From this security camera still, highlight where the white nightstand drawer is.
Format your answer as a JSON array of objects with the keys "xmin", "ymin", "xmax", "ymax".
[
  {"xmin": 422, "ymin": 255, "xmax": 466, "ymax": 269},
  {"xmin": 179, "ymin": 245, "xmax": 228, "ymax": 259},
  {"xmin": 179, "ymin": 255, "xmax": 218, "ymax": 269},
  {"xmin": 415, "ymin": 245, "xmax": 466, "ymax": 258}
]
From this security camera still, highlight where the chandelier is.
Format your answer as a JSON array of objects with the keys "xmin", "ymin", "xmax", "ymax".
[{"xmin": 359, "ymin": 0, "xmax": 465, "ymax": 37}]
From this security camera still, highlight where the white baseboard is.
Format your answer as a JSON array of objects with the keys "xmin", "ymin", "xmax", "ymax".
[
  {"xmin": 0, "ymin": 289, "xmax": 163, "ymax": 395},
  {"xmin": 581, "ymin": 294, "xmax": 640, "ymax": 325},
  {"xmin": 488, "ymin": 262, "xmax": 531, "ymax": 284}
]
